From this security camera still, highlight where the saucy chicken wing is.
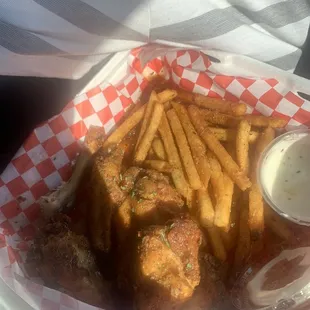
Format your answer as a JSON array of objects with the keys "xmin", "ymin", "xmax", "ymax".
[
  {"xmin": 134, "ymin": 217, "xmax": 203, "ymax": 310},
  {"xmin": 27, "ymin": 214, "xmax": 113, "ymax": 309}
]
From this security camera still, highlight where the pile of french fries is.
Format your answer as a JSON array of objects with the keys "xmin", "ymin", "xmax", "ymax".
[{"xmin": 102, "ymin": 86, "xmax": 290, "ymax": 270}]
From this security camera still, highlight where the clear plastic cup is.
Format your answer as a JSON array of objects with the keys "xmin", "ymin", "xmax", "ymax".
[{"xmin": 257, "ymin": 129, "xmax": 310, "ymax": 226}]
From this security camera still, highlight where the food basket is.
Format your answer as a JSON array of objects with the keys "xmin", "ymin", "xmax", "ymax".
[{"xmin": 1, "ymin": 45, "xmax": 310, "ymax": 310}]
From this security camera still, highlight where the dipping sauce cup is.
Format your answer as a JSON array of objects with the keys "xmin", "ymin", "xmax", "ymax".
[{"xmin": 258, "ymin": 129, "xmax": 310, "ymax": 226}]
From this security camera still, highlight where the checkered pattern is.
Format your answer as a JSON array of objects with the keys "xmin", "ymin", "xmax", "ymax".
[
  {"xmin": 1, "ymin": 262, "xmax": 100, "ymax": 310},
  {"xmin": 0, "ymin": 47, "xmax": 309, "ymax": 310}
]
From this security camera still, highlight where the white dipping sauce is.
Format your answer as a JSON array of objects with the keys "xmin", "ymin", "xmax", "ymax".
[{"xmin": 259, "ymin": 130, "xmax": 310, "ymax": 224}]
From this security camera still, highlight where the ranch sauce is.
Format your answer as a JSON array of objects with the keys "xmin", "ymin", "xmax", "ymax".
[{"xmin": 259, "ymin": 129, "xmax": 310, "ymax": 225}]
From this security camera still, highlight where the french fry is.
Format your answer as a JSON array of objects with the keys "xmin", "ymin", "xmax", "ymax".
[
  {"xmin": 136, "ymin": 89, "xmax": 176, "ymax": 150},
  {"xmin": 177, "ymin": 89, "xmax": 246, "ymax": 116},
  {"xmin": 248, "ymin": 183, "xmax": 265, "ymax": 240},
  {"xmin": 234, "ymin": 205, "xmax": 251, "ymax": 270},
  {"xmin": 158, "ymin": 112, "xmax": 182, "ymax": 169},
  {"xmin": 171, "ymin": 168, "xmax": 192, "ymax": 200},
  {"xmin": 207, "ymin": 151, "xmax": 225, "ymax": 216},
  {"xmin": 214, "ymin": 173, "xmax": 234, "ymax": 232},
  {"xmin": 221, "ymin": 191, "xmax": 240, "ymax": 251},
  {"xmin": 172, "ymin": 101, "xmax": 211, "ymax": 188},
  {"xmin": 157, "ymin": 89, "xmax": 177, "ymax": 103},
  {"xmin": 209, "ymin": 127, "xmax": 259, "ymax": 144},
  {"xmin": 158, "ymin": 112, "xmax": 190, "ymax": 198},
  {"xmin": 244, "ymin": 114, "xmax": 287, "ymax": 128},
  {"xmin": 265, "ymin": 206, "xmax": 292, "ymax": 241},
  {"xmin": 188, "ymin": 105, "xmax": 252, "ymax": 191},
  {"xmin": 103, "ymin": 104, "xmax": 146, "ymax": 149},
  {"xmin": 115, "ymin": 196, "xmax": 132, "ymax": 242},
  {"xmin": 209, "ymin": 127, "xmax": 236, "ymax": 142},
  {"xmin": 197, "ymin": 188, "xmax": 215, "ymax": 228},
  {"xmin": 177, "ymin": 88, "xmax": 194, "ymax": 103},
  {"xmin": 201, "ymin": 109, "xmax": 287, "ymax": 128},
  {"xmin": 194, "ymin": 93, "xmax": 247, "ymax": 116},
  {"xmin": 147, "ymin": 147, "xmax": 156, "ymax": 159},
  {"xmin": 186, "ymin": 188, "xmax": 195, "ymax": 212},
  {"xmin": 207, "ymin": 151, "xmax": 223, "ymax": 195},
  {"xmin": 135, "ymin": 101, "xmax": 164, "ymax": 163},
  {"xmin": 207, "ymin": 227, "xmax": 227, "ymax": 262},
  {"xmin": 143, "ymin": 160, "xmax": 172, "ymax": 173},
  {"xmin": 152, "ymin": 138, "xmax": 166, "ymax": 160},
  {"xmin": 254, "ymin": 127, "xmax": 276, "ymax": 162},
  {"xmin": 207, "ymin": 151, "xmax": 231, "ymax": 236},
  {"xmin": 201, "ymin": 109, "xmax": 239, "ymax": 127},
  {"xmin": 248, "ymin": 127, "xmax": 275, "ymax": 239},
  {"xmin": 225, "ymin": 143, "xmax": 236, "ymax": 161},
  {"xmin": 167, "ymin": 109, "xmax": 202, "ymax": 190},
  {"xmin": 236, "ymin": 120, "xmax": 251, "ymax": 174},
  {"xmin": 251, "ymin": 127, "xmax": 275, "ymax": 183},
  {"xmin": 164, "ymin": 101, "xmax": 172, "ymax": 111},
  {"xmin": 136, "ymin": 91, "xmax": 158, "ymax": 150}
]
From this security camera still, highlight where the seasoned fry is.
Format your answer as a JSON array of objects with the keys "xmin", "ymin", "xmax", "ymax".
[
  {"xmin": 251, "ymin": 127, "xmax": 275, "ymax": 183},
  {"xmin": 103, "ymin": 104, "xmax": 146, "ymax": 149},
  {"xmin": 214, "ymin": 173, "xmax": 234, "ymax": 232},
  {"xmin": 207, "ymin": 151, "xmax": 230, "ymax": 235},
  {"xmin": 209, "ymin": 127, "xmax": 236, "ymax": 142},
  {"xmin": 248, "ymin": 183, "xmax": 265, "ymax": 240},
  {"xmin": 147, "ymin": 147, "xmax": 156, "ymax": 159},
  {"xmin": 158, "ymin": 112, "xmax": 190, "ymax": 198},
  {"xmin": 207, "ymin": 151, "xmax": 223, "ymax": 194},
  {"xmin": 196, "ymin": 156, "xmax": 212, "ymax": 190},
  {"xmin": 177, "ymin": 89, "xmax": 246, "ymax": 116},
  {"xmin": 115, "ymin": 197, "xmax": 132, "ymax": 242},
  {"xmin": 188, "ymin": 105, "xmax": 252, "ymax": 191},
  {"xmin": 163, "ymin": 101, "xmax": 172, "ymax": 111},
  {"xmin": 236, "ymin": 120, "xmax": 251, "ymax": 174},
  {"xmin": 177, "ymin": 88, "xmax": 194, "ymax": 103},
  {"xmin": 167, "ymin": 109, "xmax": 202, "ymax": 190},
  {"xmin": 201, "ymin": 109, "xmax": 287, "ymax": 128},
  {"xmin": 209, "ymin": 127, "xmax": 259, "ymax": 144},
  {"xmin": 143, "ymin": 160, "xmax": 172, "ymax": 173},
  {"xmin": 171, "ymin": 168, "xmax": 192, "ymax": 200},
  {"xmin": 197, "ymin": 189, "xmax": 215, "ymax": 228},
  {"xmin": 172, "ymin": 101, "xmax": 211, "ymax": 188},
  {"xmin": 158, "ymin": 112, "xmax": 182, "ymax": 169},
  {"xmin": 248, "ymin": 127, "xmax": 275, "ymax": 239},
  {"xmin": 135, "ymin": 101, "xmax": 164, "ymax": 163},
  {"xmin": 244, "ymin": 114, "xmax": 287, "ymax": 128},
  {"xmin": 265, "ymin": 206, "xmax": 292, "ymax": 241},
  {"xmin": 221, "ymin": 191, "xmax": 239, "ymax": 251},
  {"xmin": 225, "ymin": 143, "xmax": 236, "ymax": 161},
  {"xmin": 234, "ymin": 205, "xmax": 251, "ymax": 270},
  {"xmin": 152, "ymin": 138, "xmax": 166, "ymax": 160},
  {"xmin": 186, "ymin": 188, "xmax": 195, "ymax": 211},
  {"xmin": 201, "ymin": 109, "xmax": 239, "ymax": 127},
  {"xmin": 206, "ymin": 227, "xmax": 227, "ymax": 262},
  {"xmin": 194, "ymin": 93, "xmax": 247, "ymax": 116},
  {"xmin": 136, "ymin": 89, "xmax": 176, "ymax": 151},
  {"xmin": 157, "ymin": 89, "xmax": 177, "ymax": 103},
  {"xmin": 136, "ymin": 91, "xmax": 158, "ymax": 150},
  {"xmin": 254, "ymin": 127, "xmax": 276, "ymax": 162}
]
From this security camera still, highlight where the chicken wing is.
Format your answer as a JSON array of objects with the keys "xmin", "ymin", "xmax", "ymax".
[
  {"xmin": 134, "ymin": 217, "xmax": 203, "ymax": 310},
  {"xmin": 133, "ymin": 174, "xmax": 184, "ymax": 225},
  {"xmin": 27, "ymin": 214, "xmax": 113, "ymax": 309}
]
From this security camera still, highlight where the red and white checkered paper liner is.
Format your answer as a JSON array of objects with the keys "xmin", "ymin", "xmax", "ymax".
[{"xmin": 0, "ymin": 47, "xmax": 310, "ymax": 310}]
